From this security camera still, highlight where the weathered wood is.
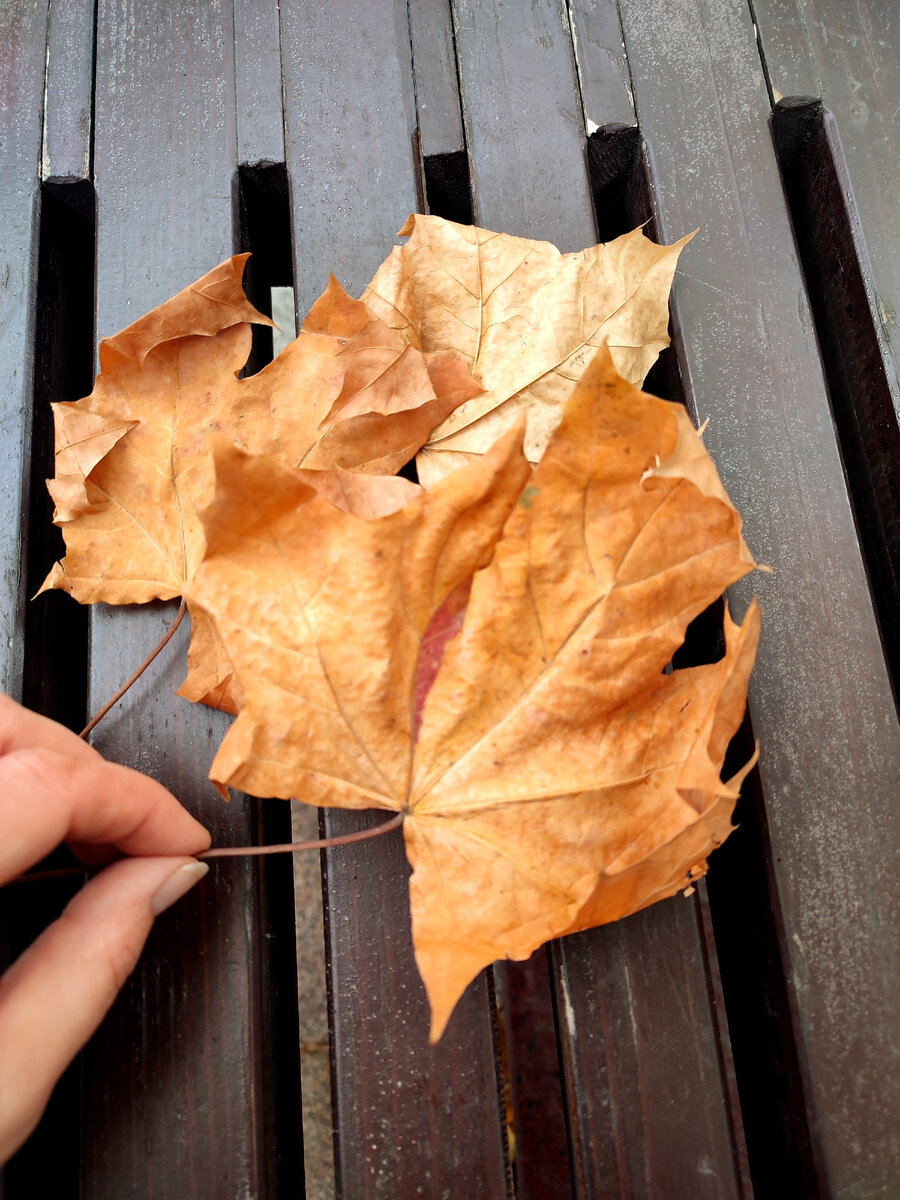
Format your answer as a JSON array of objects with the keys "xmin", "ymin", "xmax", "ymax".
[
  {"xmin": 42, "ymin": 0, "xmax": 94, "ymax": 182},
  {"xmin": 754, "ymin": 0, "xmax": 900, "ymax": 402},
  {"xmin": 495, "ymin": 954, "xmax": 573, "ymax": 1200},
  {"xmin": 281, "ymin": 0, "xmax": 419, "ymax": 312},
  {"xmin": 617, "ymin": 0, "xmax": 900, "ymax": 1194},
  {"xmin": 773, "ymin": 98, "xmax": 900, "ymax": 717},
  {"xmin": 408, "ymin": 0, "xmax": 465, "ymax": 156},
  {"xmin": 748, "ymin": 0, "xmax": 820, "ymax": 99},
  {"xmin": 79, "ymin": 3, "xmax": 302, "ymax": 1196},
  {"xmin": 450, "ymin": 0, "xmax": 594, "ymax": 249},
  {"xmin": 452, "ymin": 7, "xmax": 751, "ymax": 1196},
  {"xmin": 567, "ymin": 0, "xmax": 636, "ymax": 130},
  {"xmin": 234, "ymin": 0, "xmax": 284, "ymax": 165},
  {"xmin": 1, "ymin": 10, "xmax": 95, "ymax": 1193},
  {"xmin": 280, "ymin": 5, "xmax": 511, "ymax": 1195},
  {"xmin": 321, "ymin": 816, "xmax": 511, "ymax": 1198},
  {"xmin": 0, "ymin": 0, "xmax": 48, "ymax": 702},
  {"xmin": 554, "ymin": 896, "xmax": 748, "ymax": 1199}
]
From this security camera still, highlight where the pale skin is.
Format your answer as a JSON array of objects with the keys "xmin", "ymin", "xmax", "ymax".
[{"xmin": 0, "ymin": 694, "xmax": 211, "ymax": 1163}]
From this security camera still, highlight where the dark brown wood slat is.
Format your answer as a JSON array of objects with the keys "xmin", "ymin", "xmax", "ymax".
[
  {"xmin": 754, "ymin": 3, "xmax": 900, "ymax": 694},
  {"xmin": 80, "ymin": 4, "xmax": 301, "ymax": 1197},
  {"xmin": 495, "ymin": 953, "xmax": 573, "ymax": 1200},
  {"xmin": 280, "ymin": 4, "xmax": 510, "ymax": 1196},
  {"xmin": 553, "ymin": 894, "xmax": 748, "ymax": 1199},
  {"xmin": 321, "ymin": 819, "xmax": 511, "ymax": 1198},
  {"xmin": 41, "ymin": 0, "xmax": 94, "ymax": 182},
  {"xmin": 451, "ymin": 6, "xmax": 751, "ymax": 1196},
  {"xmin": 408, "ymin": 0, "xmax": 465, "ymax": 157},
  {"xmin": 617, "ymin": 0, "xmax": 900, "ymax": 1194}
]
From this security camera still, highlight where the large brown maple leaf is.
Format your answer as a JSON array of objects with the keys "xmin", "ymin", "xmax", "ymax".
[
  {"xmin": 363, "ymin": 215, "xmax": 692, "ymax": 484},
  {"xmin": 186, "ymin": 347, "xmax": 759, "ymax": 1039},
  {"xmin": 40, "ymin": 257, "xmax": 474, "ymax": 709}
]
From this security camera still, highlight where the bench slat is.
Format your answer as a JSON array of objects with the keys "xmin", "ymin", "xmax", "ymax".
[
  {"xmin": 408, "ymin": 0, "xmax": 465, "ymax": 157},
  {"xmin": 0, "ymin": 0, "xmax": 47, "ymax": 702},
  {"xmin": 617, "ymin": 0, "xmax": 900, "ymax": 1193},
  {"xmin": 41, "ymin": 0, "xmax": 94, "ymax": 183},
  {"xmin": 450, "ymin": 5, "xmax": 751, "ymax": 1195},
  {"xmin": 234, "ymin": 0, "xmax": 286, "ymax": 168},
  {"xmin": 78, "ymin": 4, "xmax": 302, "ymax": 1196},
  {"xmin": 280, "ymin": 4, "xmax": 512, "ymax": 1194},
  {"xmin": 567, "ymin": 0, "xmax": 637, "ymax": 131}
]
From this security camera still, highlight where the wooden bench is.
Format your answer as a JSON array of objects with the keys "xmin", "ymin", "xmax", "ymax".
[{"xmin": 2, "ymin": 1, "xmax": 898, "ymax": 1195}]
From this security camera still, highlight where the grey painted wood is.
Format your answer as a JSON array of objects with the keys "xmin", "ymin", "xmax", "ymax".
[
  {"xmin": 234, "ymin": 0, "xmax": 285, "ymax": 165},
  {"xmin": 281, "ymin": 0, "xmax": 419, "ymax": 312},
  {"xmin": 567, "ymin": 0, "xmax": 636, "ymax": 130},
  {"xmin": 754, "ymin": 0, "xmax": 900, "ymax": 409},
  {"xmin": 0, "ymin": 0, "xmax": 49, "ymax": 702},
  {"xmin": 42, "ymin": 0, "xmax": 94, "ymax": 181},
  {"xmin": 618, "ymin": 1, "xmax": 900, "ymax": 1194},
  {"xmin": 408, "ymin": 0, "xmax": 465, "ymax": 156},
  {"xmin": 82, "ymin": 4, "xmax": 301, "ymax": 1196},
  {"xmin": 450, "ymin": 0, "xmax": 594, "ymax": 249},
  {"xmin": 452, "ymin": 5, "xmax": 751, "ymax": 1195},
  {"xmin": 749, "ymin": 0, "xmax": 820, "ymax": 99}
]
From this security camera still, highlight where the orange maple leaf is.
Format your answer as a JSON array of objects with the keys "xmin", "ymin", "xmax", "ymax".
[
  {"xmin": 363, "ymin": 215, "xmax": 693, "ymax": 484},
  {"xmin": 186, "ymin": 347, "xmax": 759, "ymax": 1039},
  {"xmin": 40, "ymin": 257, "xmax": 476, "ymax": 710}
]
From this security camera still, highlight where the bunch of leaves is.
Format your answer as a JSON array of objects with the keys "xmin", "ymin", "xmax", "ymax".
[{"xmin": 42, "ymin": 216, "xmax": 759, "ymax": 1039}]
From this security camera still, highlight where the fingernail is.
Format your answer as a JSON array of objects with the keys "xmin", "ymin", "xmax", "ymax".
[{"xmin": 151, "ymin": 861, "xmax": 209, "ymax": 916}]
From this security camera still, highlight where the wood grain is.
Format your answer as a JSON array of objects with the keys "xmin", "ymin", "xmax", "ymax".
[
  {"xmin": 450, "ymin": 0, "xmax": 594, "ymax": 249},
  {"xmin": 618, "ymin": 0, "xmax": 900, "ymax": 1193},
  {"xmin": 408, "ymin": 0, "xmax": 465, "ymax": 156},
  {"xmin": 42, "ymin": 0, "xmax": 94, "ymax": 182},
  {"xmin": 281, "ymin": 0, "xmax": 419, "ymax": 312},
  {"xmin": 80, "ymin": 3, "xmax": 302, "ymax": 1196},
  {"xmin": 452, "ymin": 5, "xmax": 751, "ymax": 1195},
  {"xmin": 234, "ymin": 0, "xmax": 285, "ymax": 166},
  {"xmin": 567, "ymin": 0, "xmax": 636, "ymax": 130},
  {"xmin": 0, "ymin": 0, "xmax": 48, "ymax": 701},
  {"xmin": 280, "ymin": 4, "xmax": 510, "ymax": 1194}
]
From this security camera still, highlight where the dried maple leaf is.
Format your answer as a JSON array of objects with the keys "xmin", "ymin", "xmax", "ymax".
[
  {"xmin": 187, "ymin": 347, "xmax": 759, "ymax": 1039},
  {"xmin": 40, "ymin": 257, "xmax": 476, "ymax": 709},
  {"xmin": 363, "ymin": 214, "xmax": 692, "ymax": 485}
]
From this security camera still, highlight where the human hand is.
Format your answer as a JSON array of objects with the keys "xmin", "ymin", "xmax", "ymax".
[{"xmin": 0, "ymin": 695, "xmax": 211, "ymax": 1163}]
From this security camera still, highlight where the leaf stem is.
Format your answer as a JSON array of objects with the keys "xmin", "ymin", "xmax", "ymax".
[
  {"xmin": 198, "ymin": 810, "xmax": 405, "ymax": 858},
  {"xmin": 80, "ymin": 599, "xmax": 188, "ymax": 740},
  {"xmin": 3, "ymin": 811, "xmax": 405, "ymax": 887}
]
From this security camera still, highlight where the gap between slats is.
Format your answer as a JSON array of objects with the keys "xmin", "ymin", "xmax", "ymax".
[
  {"xmin": 234, "ymin": 161, "xmax": 323, "ymax": 1199},
  {"xmin": 2, "ymin": 177, "xmax": 97, "ymax": 1198}
]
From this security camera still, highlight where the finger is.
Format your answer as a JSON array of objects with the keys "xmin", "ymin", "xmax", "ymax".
[
  {"xmin": 0, "ymin": 694, "xmax": 97, "ymax": 761},
  {"xmin": 0, "ymin": 748, "xmax": 211, "ymax": 882},
  {"xmin": 0, "ymin": 854, "xmax": 207, "ymax": 1164}
]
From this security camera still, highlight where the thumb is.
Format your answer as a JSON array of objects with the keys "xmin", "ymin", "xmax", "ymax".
[{"xmin": 0, "ymin": 855, "xmax": 208, "ymax": 1164}]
